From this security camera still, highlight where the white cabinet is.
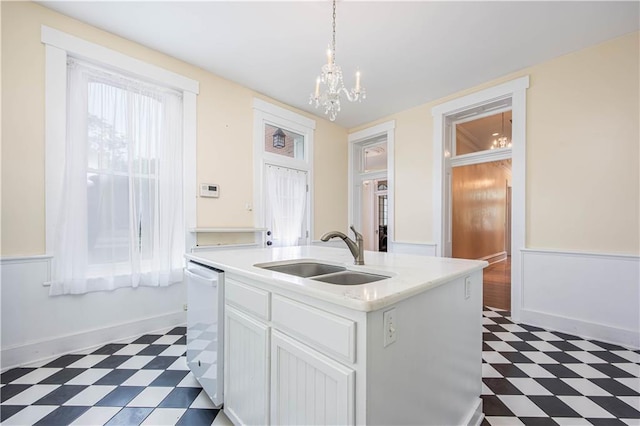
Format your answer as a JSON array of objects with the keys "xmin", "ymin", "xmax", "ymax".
[
  {"xmin": 221, "ymin": 271, "xmax": 483, "ymax": 425},
  {"xmin": 271, "ymin": 330, "xmax": 355, "ymax": 425},
  {"xmin": 224, "ymin": 306, "xmax": 270, "ymax": 426}
]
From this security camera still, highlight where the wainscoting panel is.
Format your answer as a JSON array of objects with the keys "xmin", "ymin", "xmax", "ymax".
[
  {"xmin": 520, "ymin": 249, "xmax": 639, "ymax": 349},
  {"xmin": 1, "ymin": 256, "xmax": 186, "ymax": 371},
  {"xmin": 388, "ymin": 242, "xmax": 438, "ymax": 257}
]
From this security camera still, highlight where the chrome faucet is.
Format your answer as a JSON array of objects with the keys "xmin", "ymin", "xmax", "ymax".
[{"xmin": 320, "ymin": 226, "xmax": 365, "ymax": 265}]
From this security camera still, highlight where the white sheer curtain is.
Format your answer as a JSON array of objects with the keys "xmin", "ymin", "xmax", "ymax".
[
  {"xmin": 49, "ymin": 59, "xmax": 183, "ymax": 295},
  {"xmin": 265, "ymin": 165, "xmax": 307, "ymax": 247}
]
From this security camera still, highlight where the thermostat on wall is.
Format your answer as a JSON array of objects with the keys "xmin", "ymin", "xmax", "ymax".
[{"xmin": 200, "ymin": 183, "xmax": 220, "ymax": 198}]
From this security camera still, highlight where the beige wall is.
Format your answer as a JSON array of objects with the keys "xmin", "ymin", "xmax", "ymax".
[
  {"xmin": 351, "ymin": 31, "xmax": 640, "ymax": 255},
  {"xmin": 0, "ymin": 1, "xmax": 348, "ymax": 256}
]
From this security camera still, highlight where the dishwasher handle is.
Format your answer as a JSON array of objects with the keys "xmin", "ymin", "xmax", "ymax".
[{"xmin": 185, "ymin": 268, "xmax": 218, "ymax": 287}]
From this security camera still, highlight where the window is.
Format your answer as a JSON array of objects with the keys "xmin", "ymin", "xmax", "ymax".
[
  {"xmin": 43, "ymin": 27, "xmax": 198, "ymax": 295},
  {"xmin": 264, "ymin": 124, "xmax": 305, "ymax": 160}
]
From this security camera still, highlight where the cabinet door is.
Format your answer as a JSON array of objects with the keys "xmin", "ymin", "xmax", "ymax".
[
  {"xmin": 224, "ymin": 306, "xmax": 270, "ymax": 426},
  {"xmin": 271, "ymin": 330, "xmax": 355, "ymax": 426}
]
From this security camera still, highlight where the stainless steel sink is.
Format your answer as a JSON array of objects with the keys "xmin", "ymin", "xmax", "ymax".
[
  {"xmin": 258, "ymin": 262, "xmax": 346, "ymax": 278},
  {"xmin": 255, "ymin": 261, "xmax": 390, "ymax": 285},
  {"xmin": 311, "ymin": 271, "xmax": 390, "ymax": 285}
]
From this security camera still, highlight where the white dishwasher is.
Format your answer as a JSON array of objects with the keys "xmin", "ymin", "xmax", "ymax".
[{"xmin": 185, "ymin": 260, "xmax": 224, "ymax": 407}]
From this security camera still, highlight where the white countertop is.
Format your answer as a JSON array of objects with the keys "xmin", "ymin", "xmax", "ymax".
[{"xmin": 186, "ymin": 246, "xmax": 487, "ymax": 312}]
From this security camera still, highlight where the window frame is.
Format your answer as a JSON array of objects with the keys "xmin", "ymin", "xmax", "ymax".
[{"xmin": 42, "ymin": 26, "xmax": 199, "ymax": 264}]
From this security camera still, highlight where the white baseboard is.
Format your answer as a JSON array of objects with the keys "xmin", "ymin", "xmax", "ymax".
[
  {"xmin": 462, "ymin": 398, "xmax": 484, "ymax": 426},
  {"xmin": 388, "ymin": 241, "xmax": 437, "ymax": 256},
  {"xmin": 521, "ymin": 248, "xmax": 639, "ymax": 349},
  {"xmin": 479, "ymin": 251, "xmax": 507, "ymax": 265},
  {"xmin": 520, "ymin": 308, "xmax": 639, "ymax": 350},
  {"xmin": 1, "ymin": 311, "xmax": 186, "ymax": 371}
]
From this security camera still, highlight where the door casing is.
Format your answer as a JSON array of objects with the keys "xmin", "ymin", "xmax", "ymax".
[{"xmin": 432, "ymin": 76, "xmax": 529, "ymax": 321}]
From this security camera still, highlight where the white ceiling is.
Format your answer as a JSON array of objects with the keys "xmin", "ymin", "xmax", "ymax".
[{"xmin": 38, "ymin": 1, "xmax": 639, "ymax": 128}]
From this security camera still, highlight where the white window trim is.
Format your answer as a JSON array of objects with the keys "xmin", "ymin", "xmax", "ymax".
[
  {"xmin": 252, "ymin": 99, "xmax": 315, "ymax": 243},
  {"xmin": 347, "ymin": 120, "xmax": 396, "ymax": 246},
  {"xmin": 42, "ymin": 25, "xmax": 199, "ymax": 259}
]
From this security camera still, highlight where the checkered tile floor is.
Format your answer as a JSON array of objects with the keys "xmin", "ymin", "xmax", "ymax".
[
  {"xmin": 1, "ymin": 310, "xmax": 639, "ymax": 425},
  {"xmin": 0, "ymin": 327, "xmax": 224, "ymax": 425},
  {"xmin": 481, "ymin": 307, "xmax": 640, "ymax": 426}
]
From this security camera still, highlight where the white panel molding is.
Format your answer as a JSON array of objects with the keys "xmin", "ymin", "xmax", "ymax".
[
  {"xmin": 1, "ymin": 255, "xmax": 53, "ymax": 287},
  {"xmin": 462, "ymin": 399, "xmax": 484, "ymax": 426},
  {"xmin": 347, "ymin": 120, "xmax": 395, "ymax": 143},
  {"xmin": 183, "ymin": 91, "xmax": 198, "ymax": 256},
  {"xmin": 520, "ymin": 248, "xmax": 640, "ymax": 349},
  {"xmin": 253, "ymin": 98, "xmax": 316, "ymax": 130},
  {"xmin": 1, "ymin": 255, "xmax": 53, "ymax": 264},
  {"xmin": 190, "ymin": 243, "xmax": 261, "ymax": 253},
  {"xmin": 521, "ymin": 248, "xmax": 640, "ymax": 261},
  {"xmin": 450, "ymin": 147, "xmax": 512, "ymax": 168},
  {"xmin": 2, "ymin": 311, "xmax": 185, "ymax": 372},
  {"xmin": 388, "ymin": 241, "xmax": 438, "ymax": 257},
  {"xmin": 520, "ymin": 309, "xmax": 639, "ymax": 350},
  {"xmin": 41, "ymin": 26, "xmax": 199, "ymax": 93}
]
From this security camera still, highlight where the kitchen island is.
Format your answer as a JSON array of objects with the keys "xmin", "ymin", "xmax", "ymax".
[{"xmin": 186, "ymin": 246, "xmax": 487, "ymax": 426}]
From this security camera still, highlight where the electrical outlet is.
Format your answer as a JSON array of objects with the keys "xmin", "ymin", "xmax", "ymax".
[
  {"xmin": 183, "ymin": 304, "xmax": 188, "ymax": 311},
  {"xmin": 464, "ymin": 276, "xmax": 471, "ymax": 299},
  {"xmin": 383, "ymin": 308, "xmax": 397, "ymax": 347}
]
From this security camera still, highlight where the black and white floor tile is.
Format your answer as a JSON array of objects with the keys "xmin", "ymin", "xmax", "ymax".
[
  {"xmin": 1, "ymin": 309, "xmax": 638, "ymax": 425},
  {"xmin": 0, "ymin": 327, "xmax": 230, "ymax": 426},
  {"xmin": 481, "ymin": 307, "xmax": 640, "ymax": 426}
]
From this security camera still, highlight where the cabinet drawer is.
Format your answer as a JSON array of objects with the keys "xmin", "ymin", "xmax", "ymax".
[
  {"xmin": 272, "ymin": 295, "xmax": 356, "ymax": 363},
  {"xmin": 225, "ymin": 278, "xmax": 270, "ymax": 321}
]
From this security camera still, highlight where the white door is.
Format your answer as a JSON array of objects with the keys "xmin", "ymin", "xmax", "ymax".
[
  {"xmin": 264, "ymin": 164, "xmax": 309, "ymax": 247},
  {"xmin": 224, "ymin": 306, "xmax": 270, "ymax": 426},
  {"xmin": 270, "ymin": 330, "xmax": 355, "ymax": 425}
]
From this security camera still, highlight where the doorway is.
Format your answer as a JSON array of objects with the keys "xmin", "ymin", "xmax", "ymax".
[
  {"xmin": 360, "ymin": 178, "xmax": 388, "ymax": 251},
  {"xmin": 449, "ymin": 110, "xmax": 513, "ymax": 310},
  {"xmin": 451, "ymin": 158, "xmax": 512, "ymax": 310},
  {"xmin": 348, "ymin": 120, "xmax": 395, "ymax": 252},
  {"xmin": 432, "ymin": 76, "xmax": 528, "ymax": 321},
  {"xmin": 354, "ymin": 140, "xmax": 388, "ymax": 252}
]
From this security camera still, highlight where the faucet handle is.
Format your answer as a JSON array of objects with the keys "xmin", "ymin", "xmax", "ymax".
[{"xmin": 350, "ymin": 225, "xmax": 363, "ymax": 241}]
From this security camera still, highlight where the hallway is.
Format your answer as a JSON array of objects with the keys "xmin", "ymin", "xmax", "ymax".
[{"xmin": 484, "ymin": 256, "xmax": 511, "ymax": 310}]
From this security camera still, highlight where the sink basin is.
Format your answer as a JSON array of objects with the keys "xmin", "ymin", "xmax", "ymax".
[
  {"xmin": 312, "ymin": 271, "xmax": 390, "ymax": 285},
  {"xmin": 258, "ymin": 262, "xmax": 346, "ymax": 278}
]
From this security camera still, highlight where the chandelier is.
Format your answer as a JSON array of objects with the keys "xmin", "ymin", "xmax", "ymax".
[
  {"xmin": 309, "ymin": 0, "xmax": 365, "ymax": 122},
  {"xmin": 490, "ymin": 112, "xmax": 512, "ymax": 150}
]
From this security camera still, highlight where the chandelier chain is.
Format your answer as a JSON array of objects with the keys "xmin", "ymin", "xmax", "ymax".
[{"xmin": 332, "ymin": 0, "xmax": 337, "ymax": 63}]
